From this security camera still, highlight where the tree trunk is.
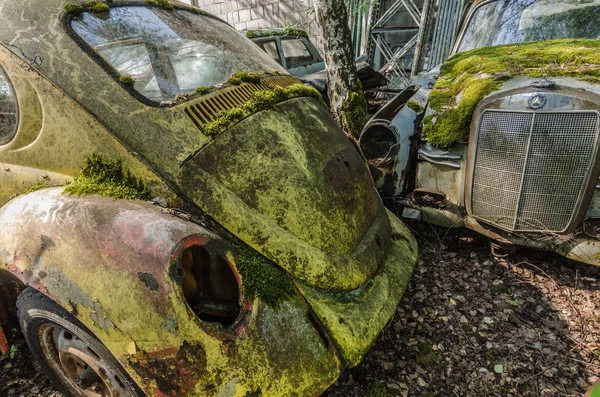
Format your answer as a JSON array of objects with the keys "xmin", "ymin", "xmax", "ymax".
[{"xmin": 313, "ymin": 0, "xmax": 368, "ymax": 138}]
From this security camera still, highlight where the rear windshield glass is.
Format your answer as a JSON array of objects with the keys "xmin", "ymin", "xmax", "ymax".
[{"xmin": 71, "ymin": 6, "xmax": 285, "ymax": 102}]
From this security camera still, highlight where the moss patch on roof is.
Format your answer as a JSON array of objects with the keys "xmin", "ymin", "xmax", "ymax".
[
  {"xmin": 203, "ymin": 83, "xmax": 326, "ymax": 137},
  {"xmin": 246, "ymin": 26, "xmax": 309, "ymax": 39},
  {"xmin": 64, "ymin": 154, "xmax": 149, "ymax": 200},
  {"xmin": 424, "ymin": 39, "xmax": 600, "ymax": 147}
]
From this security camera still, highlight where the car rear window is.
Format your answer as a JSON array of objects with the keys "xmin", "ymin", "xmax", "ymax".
[
  {"xmin": 0, "ymin": 67, "xmax": 17, "ymax": 145},
  {"xmin": 281, "ymin": 38, "xmax": 313, "ymax": 68},
  {"xmin": 70, "ymin": 6, "xmax": 285, "ymax": 103}
]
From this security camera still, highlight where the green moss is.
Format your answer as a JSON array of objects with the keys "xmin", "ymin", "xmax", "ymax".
[
  {"xmin": 195, "ymin": 86, "xmax": 208, "ymax": 95},
  {"xmin": 227, "ymin": 77, "xmax": 242, "ymax": 85},
  {"xmin": 228, "ymin": 72, "xmax": 262, "ymax": 85},
  {"xmin": 492, "ymin": 284, "xmax": 509, "ymax": 295},
  {"xmin": 341, "ymin": 89, "xmax": 369, "ymax": 139},
  {"xmin": 202, "ymin": 84, "xmax": 325, "ymax": 137},
  {"xmin": 156, "ymin": 0, "xmax": 174, "ymax": 10},
  {"xmin": 244, "ymin": 26, "xmax": 308, "ymax": 39},
  {"xmin": 485, "ymin": 348, "xmax": 497, "ymax": 366},
  {"xmin": 119, "ymin": 75, "xmax": 134, "ymax": 86},
  {"xmin": 64, "ymin": 3, "xmax": 83, "ymax": 14},
  {"xmin": 407, "ymin": 100, "xmax": 424, "ymax": 113},
  {"xmin": 64, "ymin": 154, "xmax": 149, "ymax": 200},
  {"xmin": 416, "ymin": 342, "xmax": 438, "ymax": 366},
  {"xmin": 23, "ymin": 183, "xmax": 50, "ymax": 194},
  {"xmin": 203, "ymin": 108, "xmax": 245, "ymax": 137},
  {"xmin": 366, "ymin": 382, "xmax": 396, "ymax": 397},
  {"xmin": 86, "ymin": 1, "xmax": 109, "ymax": 13},
  {"xmin": 234, "ymin": 249, "xmax": 295, "ymax": 310},
  {"xmin": 425, "ymin": 39, "xmax": 600, "ymax": 147},
  {"xmin": 282, "ymin": 24, "xmax": 309, "ymax": 38}
]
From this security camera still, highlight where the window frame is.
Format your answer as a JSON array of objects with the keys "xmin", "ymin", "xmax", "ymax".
[
  {"xmin": 280, "ymin": 36, "xmax": 321, "ymax": 69},
  {"xmin": 62, "ymin": 1, "xmax": 245, "ymax": 108},
  {"xmin": 0, "ymin": 64, "xmax": 19, "ymax": 146}
]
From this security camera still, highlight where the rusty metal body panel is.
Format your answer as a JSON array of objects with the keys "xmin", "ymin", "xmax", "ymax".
[
  {"xmin": 0, "ymin": 189, "xmax": 342, "ymax": 395},
  {"xmin": 0, "ymin": 0, "xmax": 418, "ymax": 395}
]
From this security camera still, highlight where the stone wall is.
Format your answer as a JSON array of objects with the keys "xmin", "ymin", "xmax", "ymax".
[{"xmin": 178, "ymin": 0, "xmax": 324, "ymax": 52}]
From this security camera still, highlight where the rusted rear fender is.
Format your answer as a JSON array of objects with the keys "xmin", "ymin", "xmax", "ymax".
[{"xmin": 0, "ymin": 187, "xmax": 225, "ymax": 356}]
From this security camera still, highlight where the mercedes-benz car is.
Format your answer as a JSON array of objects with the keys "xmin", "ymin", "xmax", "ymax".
[{"xmin": 359, "ymin": 0, "xmax": 600, "ymax": 264}]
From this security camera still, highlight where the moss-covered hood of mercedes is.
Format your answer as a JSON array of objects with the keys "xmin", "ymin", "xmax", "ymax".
[
  {"xmin": 0, "ymin": 0, "xmax": 389, "ymax": 292},
  {"xmin": 424, "ymin": 40, "xmax": 600, "ymax": 147}
]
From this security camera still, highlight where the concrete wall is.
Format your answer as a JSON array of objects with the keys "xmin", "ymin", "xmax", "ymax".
[{"xmin": 178, "ymin": 0, "xmax": 324, "ymax": 52}]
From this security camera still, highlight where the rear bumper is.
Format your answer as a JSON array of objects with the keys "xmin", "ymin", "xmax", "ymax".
[{"xmin": 296, "ymin": 210, "xmax": 418, "ymax": 367}]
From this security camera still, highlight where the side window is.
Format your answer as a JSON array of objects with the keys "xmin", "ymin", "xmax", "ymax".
[
  {"xmin": 257, "ymin": 41, "xmax": 282, "ymax": 65},
  {"xmin": 0, "ymin": 67, "xmax": 17, "ymax": 145},
  {"xmin": 281, "ymin": 39, "xmax": 313, "ymax": 68}
]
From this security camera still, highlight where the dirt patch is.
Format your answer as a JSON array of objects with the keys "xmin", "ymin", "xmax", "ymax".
[
  {"xmin": 1, "ymin": 226, "xmax": 599, "ymax": 396},
  {"xmin": 325, "ymin": 223, "xmax": 600, "ymax": 396}
]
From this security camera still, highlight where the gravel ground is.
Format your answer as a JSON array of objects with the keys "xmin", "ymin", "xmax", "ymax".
[{"xmin": 1, "ymin": 225, "xmax": 599, "ymax": 397}]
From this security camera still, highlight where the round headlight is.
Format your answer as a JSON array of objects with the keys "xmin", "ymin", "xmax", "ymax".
[{"xmin": 359, "ymin": 120, "xmax": 400, "ymax": 163}]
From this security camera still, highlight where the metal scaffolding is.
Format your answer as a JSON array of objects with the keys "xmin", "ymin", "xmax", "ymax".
[{"xmin": 365, "ymin": 0, "xmax": 466, "ymax": 85}]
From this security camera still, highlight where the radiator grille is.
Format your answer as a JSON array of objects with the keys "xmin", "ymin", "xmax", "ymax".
[
  {"xmin": 184, "ymin": 76, "xmax": 301, "ymax": 130},
  {"xmin": 471, "ymin": 110, "xmax": 600, "ymax": 233}
]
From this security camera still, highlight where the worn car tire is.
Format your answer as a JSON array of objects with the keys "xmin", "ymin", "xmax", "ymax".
[{"xmin": 17, "ymin": 287, "xmax": 143, "ymax": 397}]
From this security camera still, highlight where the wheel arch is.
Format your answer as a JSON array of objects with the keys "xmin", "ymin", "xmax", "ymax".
[{"xmin": 0, "ymin": 188, "xmax": 230, "ymax": 362}]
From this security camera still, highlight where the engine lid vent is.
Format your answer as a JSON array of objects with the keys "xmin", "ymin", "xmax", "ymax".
[{"xmin": 184, "ymin": 76, "xmax": 300, "ymax": 130}]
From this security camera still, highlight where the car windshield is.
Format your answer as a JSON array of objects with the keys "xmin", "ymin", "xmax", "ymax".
[
  {"xmin": 71, "ymin": 6, "xmax": 285, "ymax": 102},
  {"xmin": 457, "ymin": 0, "xmax": 600, "ymax": 53}
]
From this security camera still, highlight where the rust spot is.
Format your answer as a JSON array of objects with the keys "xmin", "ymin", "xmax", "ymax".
[
  {"xmin": 138, "ymin": 272, "xmax": 159, "ymax": 291},
  {"xmin": 130, "ymin": 342, "xmax": 207, "ymax": 396}
]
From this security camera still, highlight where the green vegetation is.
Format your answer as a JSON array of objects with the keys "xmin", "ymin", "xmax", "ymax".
[
  {"xmin": 195, "ymin": 86, "xmax": 208, "ymax": 95},
  {"xmin": 85, "ymin": 1, "xmax": 109, "ymax": 13},
  {"xmin": 64, "ymin": 3, "xmax": 83, "ymax": 14},
  {"xmin": 417, "ymin": 342, "xmax": 438, "ymax": 366},
  {"xmin": 203, "ymin": 84, "xmax": 325, "ymax": 137},
  {"xmin": 245, "ymin": 26, "xmax": 308, "ymax": 39},
  {"xmin": 366, "ymin": 382, "xmax": 396, "ymax": 397},
  {"xmin": 227, "ymin": 72, "xmax": 262, "ymax": 85},
  {"xmin": 282, "ymin": 24, "xmax": 309, "ymax": 38},
  {"xmin": 425, "ymin": 39, "xmax": 600, "ymax": 147},
  {"xmin": 23, "ymin": 183, "xmax": 50, "ymax": 194},
  {"xmin": 234, "ymin": 249, "xmax": 295, "ymax": 309},
  {"xmin": 492, "ymin": 284, "xmax": 510, "ymax": 295},
  {"xmin": 485, "ymin": 348, "xmax": 497, "ymax": 366},
  {"xmin": 64, "ymin": 154, "xmax": 149, "ymax": 200},
  {"xmin": 156, "ymin": 0, "xmax": 174, "ymax": 10},
  {"xmin": 341, "ymin": 89, "xmax": 369, "ymax": 138},
  {"xmin": 407, "ymin": 99, "xmax": 424, "ymax": 113},
  {"xmin": 119, "ymin": 75, "xmax": 134, "ymax": 86}
]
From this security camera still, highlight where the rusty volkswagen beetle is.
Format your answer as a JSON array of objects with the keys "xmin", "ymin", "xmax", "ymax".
[
  {"xmin": 360, "ymin": 0, "xmax": 600, "ymax": 265},
  {"xmin": 0, "ymin": 1, "xmax": 417, "ymax": 396}
]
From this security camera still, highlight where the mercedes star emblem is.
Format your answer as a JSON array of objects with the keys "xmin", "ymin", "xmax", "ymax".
[{"xmin": 528, "ymin": 93, "xmax": 547, "ymax": 110}]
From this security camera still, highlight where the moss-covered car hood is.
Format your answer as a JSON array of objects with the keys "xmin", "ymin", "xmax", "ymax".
[
  {"xmin": 178, "ymin": 97, "xmax": 390, "ymax": 291},
  {"xmin": 424, "ymin": 39, "xmax": 600, "ymax": 147}
]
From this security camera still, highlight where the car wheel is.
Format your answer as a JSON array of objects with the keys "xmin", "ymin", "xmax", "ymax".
[{"xmin": 17, "ymin": 287, "xmax": 142, "ymax": 397}]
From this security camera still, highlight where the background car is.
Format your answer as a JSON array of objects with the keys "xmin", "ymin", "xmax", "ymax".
[{"xmin": 359, "ymin": 0, "xmax": 600, "ymax": 265}]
